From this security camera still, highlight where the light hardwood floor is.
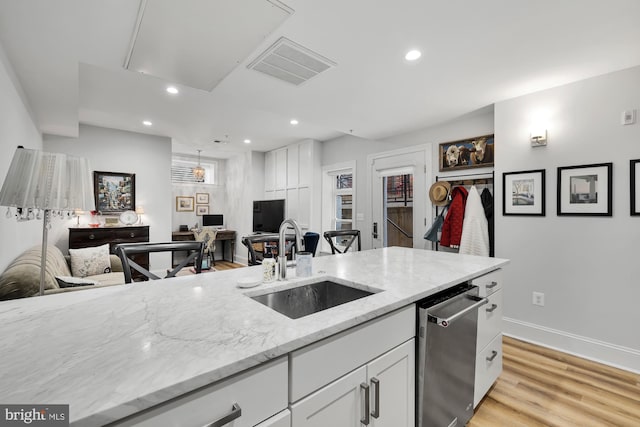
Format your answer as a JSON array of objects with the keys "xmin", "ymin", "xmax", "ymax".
[{"xmin": 469, "ymin": 336, "xmax": 640, "ymax": 427}]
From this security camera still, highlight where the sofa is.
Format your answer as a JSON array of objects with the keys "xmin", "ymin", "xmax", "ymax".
[{"xmin": 0, "ymin": 245, "xmax": 125, "ymax": 300}]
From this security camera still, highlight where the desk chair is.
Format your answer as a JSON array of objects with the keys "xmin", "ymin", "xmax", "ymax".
[
  {"xmin": 323, "ymin": 230, "xmax": 362, "ymax": 254},
  {"xmin": 115, "ymin": 241, "xmax": 204, "ymax": 283},
  {"xmin": 192, "ymin": 226, "xmax": 217, "ymax": 268}
]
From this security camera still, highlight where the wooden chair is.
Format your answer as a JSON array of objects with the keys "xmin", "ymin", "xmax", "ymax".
[
  {"xmin": 115, "ymin": 241, "xmax": 204, "ymax": 283},
  {"xmin": 241, "ymin": 234, "xmax": 298, "ymax": 266},
  {"xmin": 323, "ymin": 230, "xmax": 361, "ymax": 254}
]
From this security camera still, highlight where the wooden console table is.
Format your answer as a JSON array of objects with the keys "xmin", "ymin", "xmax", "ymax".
[
  {"xmin": 69, "ymin": 226, "xmax": 150, "ymax": 280},
  {"xmin": 171, "ymin": 230, "xmax": 236, "ymax": 264}
]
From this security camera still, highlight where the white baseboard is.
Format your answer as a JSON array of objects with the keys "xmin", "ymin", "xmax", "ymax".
[{"xmin": 503, "ymin": 317, "xmax": 640, "ymax": 374}]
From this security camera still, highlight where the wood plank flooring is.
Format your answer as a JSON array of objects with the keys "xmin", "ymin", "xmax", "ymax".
[
  {"xmin": 469, "ymin": 336, "xmax": 640, "ymax": 427},
  {"xmin": 211, "ymin": 260, "xmax": 246, "ymax": 271}
]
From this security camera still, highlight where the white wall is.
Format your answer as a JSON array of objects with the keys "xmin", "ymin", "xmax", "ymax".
[
  {"xmin": 322, "ymin": 108, "xmax": 494, "ymax": 249},
  {"xmin": 45, "ymin": 124, "xmax": 173, "ymax": 269},
  {"xmin": 0, "ymin": 41, "xmax": 44, "ymax": 272},
  {"xmin": 495, "ymin": 66, "xmax": 640, "ymax": 371}
]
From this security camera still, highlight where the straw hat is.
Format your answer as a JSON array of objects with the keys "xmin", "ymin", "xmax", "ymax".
[{"xmin": 429, "ymin": 181, "xmax": 451, "ymax": 206}]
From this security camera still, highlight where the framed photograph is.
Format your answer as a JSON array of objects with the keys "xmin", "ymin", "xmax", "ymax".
[
  {"xmin": 439, "ymin": 134, "xmax": 494, "ymax": 172},
  {"xmin": 196, "ymin": 205, "xmax": 209, "ymax": 216},
  {"xmin": 196, "ymin": 193, "xmax": 209, "ymax": 204},
  {"xmin": 631, "ymin": 159, "xmax": 640, "ymax": 216},
  {"xmin": 176, "ymin": 196, "xmax": 194, "ymax": 212},
  {"xmin": 503, "ymin": 169, "xmax": 546, "ymax": 216},
  {"xmin": 557, "ymin": 163, "xmax": 612, "ymax": 216},
  {"xmin": 94, "ymin": 171, "xmax": 135, "ymax": 213}
]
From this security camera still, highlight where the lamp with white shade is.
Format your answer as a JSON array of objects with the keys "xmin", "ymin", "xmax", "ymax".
[{"xmin": 0, "ymin": 146, "xmax": 94, "ymax": 296}]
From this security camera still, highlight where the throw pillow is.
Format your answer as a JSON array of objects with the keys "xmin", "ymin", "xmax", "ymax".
[
  {"xmin": 55, "ymin": 276, "xmax": 99, "ymax": 288},
  {"xmin": 69, "ymin": 244, "xmax": 111, "ymax": 278}
]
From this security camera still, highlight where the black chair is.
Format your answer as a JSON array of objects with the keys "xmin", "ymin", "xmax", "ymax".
[
  {"xmin": 303, "ymin": 232, "xmax": 320, "ymax": 256},
  {"xmin": 115, "ymin": 241, "xmax": 204, "ymax": 283},
  {"xmin": 241, "ymin": 234, "xmax": 298, "ymax": 266},
  {"xmin": 323, "ymin": 230, "xmax": 362, "ymax": 254}
]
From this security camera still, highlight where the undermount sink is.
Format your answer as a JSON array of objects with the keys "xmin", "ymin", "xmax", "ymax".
[{"xmin": 250, "ymin": 279, "xmax": 377, "ymax": 319}]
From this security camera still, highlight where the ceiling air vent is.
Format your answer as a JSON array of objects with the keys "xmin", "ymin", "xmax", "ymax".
[{"xmin": 247, "ymin": 37, "xmax": 336, "ymax": 85}]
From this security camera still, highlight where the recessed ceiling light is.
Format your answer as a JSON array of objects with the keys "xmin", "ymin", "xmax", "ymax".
[
  {"xmin": 166, "ymin": 86, "xmax": 179, "ymax": 94},
  {"xmin": 405, "ymin": 50, "xmax": 422, "ymax": 61},
  {"xmin": 244, "ymin": 139, "xmax": 251, "ymax": 144},
  {"xmin": 142, "ymin": 120, "xmax": 152, "ymax": 126},
  {"xmin": 290, "ymin": 119, "xmax": 299, "ymax": 125}
]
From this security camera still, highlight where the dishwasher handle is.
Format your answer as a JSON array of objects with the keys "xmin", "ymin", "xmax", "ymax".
[{"xmin": 427, "ymin": 295, "xmax": 488, "ymax": 327}]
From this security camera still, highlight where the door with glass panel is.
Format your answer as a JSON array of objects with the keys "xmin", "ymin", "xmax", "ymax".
[{"xmin": 332, "ymin": 172, "xmax": 354, "ymax": 251}]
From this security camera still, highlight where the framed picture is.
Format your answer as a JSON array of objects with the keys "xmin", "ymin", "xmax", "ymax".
[
  {"xmin": 196, "ymin": 193, "xmax": 209, "ymax": 204},
  {"xmin": 176, "ymin": 196, "xmax": 194, "ymax": 212},
  {"xmin": 503, "ymin": 169, "xmax": 545, "ymax": 216},
  {"xmin": 439, "ymin": 134, "xmax": 494, "ymax": 172},
  {"xmin": 196, "ymin": 205, "xmax": 209, "ymax": 216},
  {"xmin": 631, "ymin": 159, "xmax": 640, "ymax": 216},
  {"xmin": 557, "ymin": 163, "xmax": 612, "ymax": 216},
  {"xmin": 94, "ymin": 171, "xmax": 135, "ymax": 213}
]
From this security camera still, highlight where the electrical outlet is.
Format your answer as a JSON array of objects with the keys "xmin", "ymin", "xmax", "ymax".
[
  {"xmin": 622, "ymin": 109, "xmax": 636, "ymax": 125},
  {"xmin": 532, "ymin": 291, "xmax": 545, "ymax": 307}
]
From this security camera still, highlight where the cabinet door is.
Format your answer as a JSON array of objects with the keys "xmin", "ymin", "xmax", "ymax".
[
  {"xmin": 287, "ymin": 188, "xmax": 299, "ymax": 221},
  {"xmin": 287, "ymin": 143, "xmax": 299, "ymax": 189},
  {"xmin": 275, "ymin": 148, "xmax": 287, "ymax": 190},
  {"xmin": 298, "ymin": 187, "xmax": 311, "ymax": 230},
  {"xmin": 367, "ymin": 339, "xmax": 415, "ymax": 427},
  {"xmin": 265, "ymin": 151, "xmax": 275, "ymax": 192},
  {"xmin": 255, "ymin": 409, "xmax": 291, "ymax": 427},
  {"xmin": 291, "ymin": 366, "xmax": 367, "ymax": 427},
  {"xmin": 298, "ymin": 140, "xmax": 312, "ymax": 187}
]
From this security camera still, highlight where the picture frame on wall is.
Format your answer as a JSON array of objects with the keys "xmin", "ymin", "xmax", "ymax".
[
  {"xmin": 196, "ymin": 193, "xmax": 209, "ymax": 204},
  {"xmin": 196, "ymin": 205, "xmax": 209, "ymax": 216},
  {"xmin": 557, "ymin": 163, "xmax": 612, "ymax": 216},
  {"xmin": 502, "ymin": 169, "xmax": 545, "ymax": 216},
  {"xmin": 631, "ymin": 159, "xmax": 640, "ymax": 216},
  {"xmin": 439, "ymin": 134, "xmax": 494, "ymax": 172},
  {"xmin": 176, "ymin": 196, "xmax": 194, "ymax": 212},
  {"xmin": 94, "ymin": 171, "xmax": 135, "ymax": 214}
]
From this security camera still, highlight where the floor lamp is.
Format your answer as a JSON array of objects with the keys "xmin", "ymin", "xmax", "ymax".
[{"xmin": 0, "ymin": 146, "xmax": 93, "ymax": 296}]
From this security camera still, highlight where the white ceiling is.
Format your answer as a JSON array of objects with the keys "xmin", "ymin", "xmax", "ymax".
[{"xmin": 1, "ymin": 0, "xmax": 639, "ymax": 158}]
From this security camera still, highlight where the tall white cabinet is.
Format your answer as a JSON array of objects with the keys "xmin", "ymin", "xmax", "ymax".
[{"xmin": 264, "ymin": 139, "xmax": 321, "ymax": 232}]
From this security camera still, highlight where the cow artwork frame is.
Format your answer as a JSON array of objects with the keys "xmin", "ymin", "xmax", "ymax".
[{"xmin": 439, "ymin": 134, "xmax": 495, "ymax": 172}]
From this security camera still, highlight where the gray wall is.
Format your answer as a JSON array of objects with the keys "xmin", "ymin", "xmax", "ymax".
[
  {"xmin": 0, "ymin": 41, "xmax": 44, "ymax": 272},
  {"xmin": 45, "ymin": 124, "xmax": 173, "ymax": 269},
  {"xmin": 495, "ymin": 66, "xmax": 640, "ymax": 370}
]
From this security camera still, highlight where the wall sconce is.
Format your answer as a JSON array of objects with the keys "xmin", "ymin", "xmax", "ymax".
[{"xmin": 530, "ymin": 129, "xmax": 547, "ymax": 147}]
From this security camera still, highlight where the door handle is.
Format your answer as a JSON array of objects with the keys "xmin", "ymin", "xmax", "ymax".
[
  {"xmin": 372, "ymin": 222, "xmax": 378, "ymax": 239},
  {"xmin": 360, "ymin": 382, "xmax": 370, "ymax": 425},
  {"xmin": 427, "ymin": 295, "xmax": 489, "ymax": 328},
  {"xmin": 204, "ymin": 403, "xmax": 241, "ymax": 427},
  {"xmin": 371, "ymin": 377, "xmax": 380, "ymax": 419}
]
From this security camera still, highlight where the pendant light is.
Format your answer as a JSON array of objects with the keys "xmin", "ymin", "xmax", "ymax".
[{"xmin": 193, "ymin": 149, "xmax": 205, "ymax": 182}]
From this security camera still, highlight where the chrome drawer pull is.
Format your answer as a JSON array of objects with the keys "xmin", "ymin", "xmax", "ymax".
[
  {"xmin": 486, "ymin": 281, "xmax": 498, "ymax": 289},
  {"xmin": 486, "ymin": 304, "xmax": 498, "ymax": 313},
  {"xmin": 204, "ymin": 403, "xmax": 241, "ymax": 427},
  {"xmin": 371, "ymin": 377, "xmax": 380, "ymax": 419},
  {"xmin": 360, "ymin": 382, "xmax": 370, "ymax": 425},
  {"xmin": 486, "ymin": 350, "xmax": 498, "ymax": 362}
]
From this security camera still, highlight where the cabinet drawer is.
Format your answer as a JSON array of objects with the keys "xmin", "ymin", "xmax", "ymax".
[
  {"xmin": 113, "ymin": 227, "xmax": 149, "ymax": 241},
  {"xmin": 290, "ymin": 305, "xmax": 415, "ymax": 402},
  {"xmin": 255, "ymin": 409, "xmax": 290, "ymax": 427},
  {"xmin": 471, "ymin": 269, "xmax": 502, "ymax": 297},
  {"xmin": 474, "ymin": 334, "xmax": 502, "ymax": 408},
  {"xmin": 114, "ymin": 357, "xmax": 287, "ymax": 427},
  {"xmin": 477, "ymin": 288, "xmax": 502, "ymax": 351}
]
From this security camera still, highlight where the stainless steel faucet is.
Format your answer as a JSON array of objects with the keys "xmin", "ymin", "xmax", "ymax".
[{"xmin": 278, "ymin": 218, "xmax": 303, "ymax": 280}]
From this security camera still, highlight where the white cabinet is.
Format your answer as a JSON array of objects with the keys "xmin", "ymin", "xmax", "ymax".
[
  {"xmin": 255, "ymin": 409, "xmax": 291, "ymax": 427},
  {"xmin": 471, "ymin": 269, "xmax": 503, "ymax": 407},
  {"xmin": 290, "ymin": 306, "xmax": 415, "ymax": 427},
  {"xmin": 298, "ymin": 140, "xmax": 312, "ymax": 188},
  {"xmin": 265, "ymin": 151, "xmax": 275, "ymax": 192},
  {"xmin": 287, "ymin": 143, "xmax": 299, "ymax": 188},
  {"xmin": 112, "ymin": 357, "xmax": 288, "ymax": 427},
  {"xmin": 275, "ymin": 148, "xmax": 287, "ymax": 191}
]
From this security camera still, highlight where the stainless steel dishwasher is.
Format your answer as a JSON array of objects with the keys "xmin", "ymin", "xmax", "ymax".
[{"xmin": 417, "ymin": 283, "xmax": 488, "ymax": 427}]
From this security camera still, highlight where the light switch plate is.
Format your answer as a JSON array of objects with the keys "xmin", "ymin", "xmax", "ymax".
[{"xmin": 622, "ymin": 109, "xmax": 636, "ymax": 125}]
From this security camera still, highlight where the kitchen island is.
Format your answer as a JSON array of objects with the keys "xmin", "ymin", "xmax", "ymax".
[{"xmin": 0, "ymin": 247, "xmax": 508, "ymax": 426}]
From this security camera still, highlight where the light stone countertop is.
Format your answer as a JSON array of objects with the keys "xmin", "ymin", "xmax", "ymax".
[{"xmin": 0, "ymin": 247, "xmax": 508, "ymax": 426}]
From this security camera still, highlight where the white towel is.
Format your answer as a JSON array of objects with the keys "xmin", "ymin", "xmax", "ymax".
[{"xmin": 459, "ymin": 186, "xmax": 490, "ymax": 256}]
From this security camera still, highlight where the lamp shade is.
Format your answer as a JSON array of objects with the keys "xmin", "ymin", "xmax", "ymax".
[{"xmin": 0, "ymin": 147, "xmax": 94, "ymax": 211}]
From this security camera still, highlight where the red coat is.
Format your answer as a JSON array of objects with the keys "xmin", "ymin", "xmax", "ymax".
[{"xmin": 440, "ymin": 186, "xmax": 468, "ymax": 248}]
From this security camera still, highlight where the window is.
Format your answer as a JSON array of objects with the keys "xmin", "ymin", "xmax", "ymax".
[
  {"xmin": 171, "ymin": 157, "xmax": 217, "ymax": 184},
  {"xmin": 322, "ymin": 162, "xmax": 356, "ymax": 253}
]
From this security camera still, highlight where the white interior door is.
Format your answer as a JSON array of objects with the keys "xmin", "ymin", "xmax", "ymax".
[{"xmin": 370, "ymin": 148, "xmax": 428, "ymax": 249}]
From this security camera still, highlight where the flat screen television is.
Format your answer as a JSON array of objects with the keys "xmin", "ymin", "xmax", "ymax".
[
  {"xmin": 203, "ymin": 214, "xmax": 224, "ymax": 227},
  {"xmin": 253, "ymin": 199, "xmax": 285, "ymax": 233}
]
